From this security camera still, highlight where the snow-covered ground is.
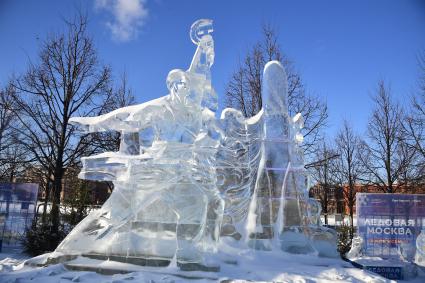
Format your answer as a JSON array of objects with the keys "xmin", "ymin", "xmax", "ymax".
[
  {"xmin": 3, "ymin": 214, "xmax": 425, "ymax": 282},
  {"xmin": 1, "ymin": 216, "xmax": 423, "ymax": 283},
  {"xmin": 2, "ymin": 243, "xmax": 424, "ymax": 283}
]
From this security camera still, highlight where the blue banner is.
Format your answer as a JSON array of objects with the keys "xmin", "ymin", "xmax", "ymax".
[
  {"xmin": 356, "ymin": 193, "xmax": 425, "ymax": 261},
  {"xmin": 0, "ymin": 183, "xmax": 39, "ymax": 252}
]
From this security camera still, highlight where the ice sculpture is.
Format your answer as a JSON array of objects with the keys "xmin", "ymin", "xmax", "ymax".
[
  {"xmin": 53, "ymin": 19, "xmax": 337, "ymax": 271},
  {"xmin": 416, "ymin": 222, "xmax": 425, "ymax": 267}
]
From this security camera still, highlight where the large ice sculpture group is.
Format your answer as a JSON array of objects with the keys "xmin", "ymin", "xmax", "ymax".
[{"xmin": 55, "ymin": 19, "xmax": 337, "ymax": 270}]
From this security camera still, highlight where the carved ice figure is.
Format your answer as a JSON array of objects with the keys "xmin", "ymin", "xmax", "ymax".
[
  {"xmin": 216, "ymin": 60, "xmax": 336, "ymax": 257},
  {"xmin": 234, "ymin": 61, "xmax": 311, "ymax": 252},
  {"xmin": 414, "ymin": 221, "xmax": 425, "ymax": 267},
  {"xmin": 56, "ymin": 19, "xmax": 224, "ymax": 269},
  {"xmin": 53, "ymin": 18, "xmax": 337, "ymax": 271},
  {"xmin": 254, "ymin": 61, "xmax": 336, "ymax": 256}
]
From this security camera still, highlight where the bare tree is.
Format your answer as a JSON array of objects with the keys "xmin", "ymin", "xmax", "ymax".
[
  {"xmin": 0, "ymin": 85, "xmax": 14, "ymax": 153},
  {"xmin": 225, "ymin": 24, "xmax": 328, "ymax": 156},
  {"xmin": 0, "ymin": 84, "xmax": 30, "ymax": 182},
  {"xmin": 334, "ymin": 121, "xmax": 363, "ymax": 236},
  {"xmin": 396, "ymin": 137, "xmax": 422, "ymax": 192},
  {"xmin": 406, "ymin": 96, "xmax": 425, "ymax": 159},
  {"xmin": 10, "ymin": 13, "xmax": 112, "ymax": 236},
  {"xmin": 404, "ymin": 50, "xmax": 425, "ymax": 185},
  {"xmin": 309, "ymin": 141, "xmax": 339, "ymax": 225},
  {"xmin": 359, "ymin": 81, "xmax": 414, "ymax": 193},
  {"xmin": 0, "ymin": 85, "xmax": 18, "ymax": 179}
]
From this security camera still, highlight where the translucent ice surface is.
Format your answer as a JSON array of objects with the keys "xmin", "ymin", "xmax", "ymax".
[{"xmin": 55, "ymin": 19, "xmax": 337, "ymax": 270}]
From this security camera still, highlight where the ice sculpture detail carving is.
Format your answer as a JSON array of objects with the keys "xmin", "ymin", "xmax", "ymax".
[{"xmin": 54, "ymin": 19, "xmax": 337, "ymax": 270}]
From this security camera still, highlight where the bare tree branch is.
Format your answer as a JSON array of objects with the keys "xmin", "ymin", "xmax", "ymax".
[
  {"xmin": 360, "ymin": 81, "xmax": 414, "ymax": 193},
  {"xmin": 10, "ymin": 14, "xmax": 112, "ymax": 236}
]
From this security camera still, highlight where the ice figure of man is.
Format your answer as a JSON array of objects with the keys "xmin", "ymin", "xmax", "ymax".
[{"xmin": 58, "ymin": 19, "xmax": 224, "ymax": 269}]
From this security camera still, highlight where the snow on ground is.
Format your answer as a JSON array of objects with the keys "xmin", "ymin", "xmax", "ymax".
[
  {"xmin": 0, "ymin": 250, "xmax": 401, "ymax": 282},
  {"xmin": 2, "ymin": 223, "xmax": 425, "ymax": 282},
  {"xmin": 1, "ymin": 240, "xmax": 424, "ymax": 282}
]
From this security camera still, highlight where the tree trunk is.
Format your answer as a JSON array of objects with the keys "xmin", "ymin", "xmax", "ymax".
[
  {"xmin": 42, "ymin": 183, "xmax": 50, "ymax": 223},
  {"xmin": 50, "ymin": 163, "xmax": 64, "ymax": 233},
  {"xmin": 349, "ymin": 206, "xmax": 354, "ymax": 239},
  {"xmin": 9, "ymin": 165, "xmax": 15, "ymax": 183},
  {"xmin": 42, "ymin": 172, "xmax": 52, "ymax": 223},
  {"xmin": 348, "ymin": 181, "xmax": 355, "ymax": 239},
  {"xmin": 323, "ymin": 185, "xmax": 328, "ymax": 225}
]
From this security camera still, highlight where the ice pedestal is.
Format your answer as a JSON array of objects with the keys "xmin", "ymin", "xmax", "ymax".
[{"xmin": 53, "ymin": 18, "xmax": 337, "ymax": 270}]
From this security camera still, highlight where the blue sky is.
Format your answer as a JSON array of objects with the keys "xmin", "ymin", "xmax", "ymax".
[{"xmin": 1, "ymin": 0, "xmax": 424, "ymax": 138}]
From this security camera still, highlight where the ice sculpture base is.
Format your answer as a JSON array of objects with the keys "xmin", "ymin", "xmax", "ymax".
[{"xmin": 62, "ymin": 256, "xmax": 222, "ymax": 278}]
